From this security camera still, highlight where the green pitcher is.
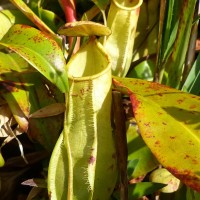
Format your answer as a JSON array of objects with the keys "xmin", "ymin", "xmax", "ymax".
[{"xmin": 48, "ymin": 39, "xmax": 117, "ymax": 200}]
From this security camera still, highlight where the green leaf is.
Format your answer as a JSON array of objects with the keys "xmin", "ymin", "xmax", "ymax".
[
  {"xmin": 27, "ymin": 0, "xmax": 64, "ymax": 32},
  {"xmin": 38, "ymin": 8, "xmax": 65, "ymax": 32},
  {"xmin": 0, "ymin": 11, "xmax": 12, "ymax": 40},
  {"xmin": 132, "ymin": 0, "xmax": 159, "ymax": 61},
  {"xmin": 0, "ymin": 24, "xmax": 68, "ymax": 92},
  {"xmin": 165, "ymin": 0, "xmax": 196, "ymax": 88},
  {"xmin": 113, "ymin": 77, "xmax": 200, "ymax": 192},
  {"xmin": 0, "ymin": 50, "xmax": 64, "ymax": 149},
  {"xmin": 182, "ymin": 53, "xmax": 200, "ymax": 95},
  {"xmin": 0, "ymin": 153, "xmax": 5, "ymax": 167},
  {"xmin": 27, "ymin": 73, "xmax": 64, "ymax": 150},
  {"xmin": 0, "ymin": 52, "xmax": 33, "ymax": 76},
  {"xmin": 186, "ymin": 187, "xmax": 200, "ymax": 200},
  {"xmin": 9, "ymin": 0, "xmax": 54, "ymax": 35},
  {"xmin": 127, "ymin": 60, "xmax": 155, "ymax": 81},
  {"xmin": 92, "ymin": 0, "xmax": 109, "ymax": 10},
  {"xmin": 127, "ymin": 123, "xmax": 159, "ymax": 178},
  {"xmin": 1, "ymin": 10, "xmax": 34, "ymax": 26},
  {"xmin": 128, "ymin": 182, "xmax": 166, "ymax": 199}
]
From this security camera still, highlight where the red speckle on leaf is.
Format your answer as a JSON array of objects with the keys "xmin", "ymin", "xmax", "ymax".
[
  {"xmin": 130, "ymin": 94, "xmax": 140, "ymax": 111},
  {"xmin": 162, "ymin": 122, "xmax": 167, "ymax": 125},
  {"xmin": 146, "ymin": 82, "xmax": 170, "ymax": 91},
  {"xmin": 20, "ymin": 24, "xmax": 30, "ymax": 29},
  {"xmin": 184, "ymin": 155, "xmax": 190, "ymax": 159},
  {"xmin": 177, "ymin": 99, "xmax": 184, "ymax": 104},
  {"xmin": 188, "ymin": 140, "xmax": 194, "ymax": 145},
  {"xmin": 32, "ymin": 35, "xmax": 43, "ymax": 43},
  {"xmin": 170, "ymin": 136, "xmax": 176, "ymax": 139},
  {"xmin": 155, "ymin": 140, "xmax": 160, "ymax": 147},
  {"xmin": 88, "ymin": 156, "xmax": 95, "ymax": 165},
  {"xmin": 167, "ymin": 167, "xmax": 200, "ymax": 192},
  {"xmin": 144, "ymin": 122, "xmax": 150, "ymax": 127},
  {"xmin": 189, "ymin": 105, "xmax": 197, "ymax": 109}
]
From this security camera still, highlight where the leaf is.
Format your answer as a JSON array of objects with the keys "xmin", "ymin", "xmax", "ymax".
[
  {"xmin": 0, "ymin": 11, "xmax": 12, "ymax": 40},
  {"xmin": 1, "ymin": 80, "xmax": 30, "ymax": 132},
  {"xmin": 0, "ymin": 52, "xmax": 34, "ymax": 76},
  {"xmin": 27, "ymin": 73, "xmax": 65, "ymax": 150},
  {"xmin": 0, "ymin": 105, "xmax": 12, "ymax": 130},
  {"xmin": 159, "ymin": 0, "xmax": 196, "ymax": 88},
  {"xmin": 149, "ymin": 168, "xmax": 181, "ymax": 193},
  {"xmin": 128, "ymin": 182, "xmax": 166, "ymax": 199},
  {"xmin": 9, "ymin": 0, "xmax": 54, "ymax": 35},
  {"xmin": 113, "ymin": 77, "xmax": 200, "ymax": 192},
  {"xmin": 127, "ymin": 60, "xmax": 155, "ymax": 81},
  {"xmin": 0, "ymin": 24, "xmax": 68, "ymax": 93},
  {"xmin": 182, "ymin": 53, "xmax": 200, "ymax": 95},
  {"xmin": 58, "ymin": 21, "xmax": 111, "ymax": 36},
  {"xmin": 38, "ymin": 8, "xmax": 65, "ymax": 32},
  {"xmin": 132, "ymin": 0, "xmax": 159, "ymax": 61},
  {"xmin": 1, "ymin": 10, "xmax": 34, "ymax": 26},
  {"xmin": 186, "ymin": 188, "xmax": 200, "ymax": 200},
  {"xmin": 29, "ymin": 103, "xmax": 65, "ymax": 118},
  {"xmin": 0, "ymin": 53, "xmax": 32, "ymax": 132},
  {"xmin": 92, "ymin": 0, "xmax": 109, "ymax": 10},
  {"xmin": 0, "ymin": 52, "xmax": 64, "ymax": 149},
  {"xmin": 0, "ymin": 153, "xmax": 5, "ymax": 167},
  {"xmin": 22, "ymin": 178, "xmax": 47, "ymax": 188},
  {"xmin": 27, "ymin": 0, "xmax": 64, "ymax": 32},
  {"xmin": 127, "ymin": 123, "xmax": 159, "ymax": 178}
]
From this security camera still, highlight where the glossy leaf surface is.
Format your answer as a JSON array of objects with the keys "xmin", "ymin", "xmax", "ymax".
[
  {"xmin": 0, "ymin": 24, "xmax": 68, "ymax": 92},
  {"xmin": 113, "ymin": 77, "xmax": 200, "ymax": 192},
  {"xmin": 127, "ymin": 123, "xmax": 158, "ymax": 178},
  {"xmin": 182, "ymin": 53, "xmax": 200, "ymax": 95},
  {"xmin": 128, "ymin": 182, "xmax": 165, "ymax": 199},
  {"xmin": 0, "ymin": 51, "xmax": 64, "ymax": 150},
  {"xmin": 91, "ymin": 0, "xmax": 109, "ymax": 10},
  {"xmin": 1, "ymin": 10, "xmax": 34, "ymax": 26},
  {"xmin": 0, "ymin": 11, "xmax": 12, "ymax": 40},
  {"xmin": 9, "ymin": 0, "xmax": 54, "ymax": 34}
]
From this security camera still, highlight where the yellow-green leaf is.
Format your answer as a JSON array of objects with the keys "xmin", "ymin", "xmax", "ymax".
[
  {"xmin": 113, "ymin": 77, "xmax": 200, "ymax": 192},
  {"xmin": 0, "ymin": 24, "xmax": 68, "ymax": 93}
]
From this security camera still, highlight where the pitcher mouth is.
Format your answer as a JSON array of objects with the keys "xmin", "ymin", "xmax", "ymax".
[
  {"xmin": 112, "ymin": 0, "xmax": 143, "ymax": 11},
  {"xmin": 68, "ymin": 63, "xmax": 111, "ymax": 82},
  {"xmin": 67, "ymin": 39, "xmax": 111, "ymax": 82}
]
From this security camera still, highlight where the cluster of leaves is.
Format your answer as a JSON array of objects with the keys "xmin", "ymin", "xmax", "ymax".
[{"xmin": 0, "ymin": 0, "xmax": 200, "ymax": 199}]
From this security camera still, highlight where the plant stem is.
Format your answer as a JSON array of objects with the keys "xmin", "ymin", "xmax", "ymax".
[
  {"xmin": 112, "ymin": 91, "xmax": 128, "ymax": 200},
  {"xmin": 61, "ymin": 0, "xmax": 80, "ymax": 53}
]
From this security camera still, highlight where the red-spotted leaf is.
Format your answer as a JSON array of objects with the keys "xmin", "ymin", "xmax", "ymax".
[
  {"xmin": 0, "ymin": 50, "xmax": 64, "ymax": 149},
  {"xmin": 0, "ymin": 24, "xmax": 68, "ymax": 93},
  {"xmin": 9, "ymin": 0, "xmax": 54, "ymax": 34},
  {"xmin": 113, "ymin": 77, "xmax": 200, "ymax": 192}
]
